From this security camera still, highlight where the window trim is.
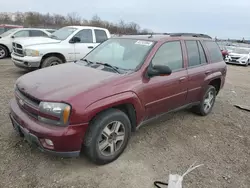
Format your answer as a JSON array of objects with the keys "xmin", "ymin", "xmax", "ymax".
[
  {"xmin": 71, "ymin": 29, "xmax": 94, "ymax": 43},
  {"xmin": 29, "ymin": 30, "xmax": 48, "ymax": 37},
  {"xmin": 150, "ymin": 40, "xmax": 185, "ymax": 73},
  {"xmin": 94, "ymin": 29, "xmax": 108, "ymax": 43},
  {"xmin": 13, "ymin": 30, "xmax": 30, "ymax": 38},
  {"xmin": 203, "ymin": 40, "xmax": 223, "ymax": 63},
  {"xmin": 185, "ymin": 40, "xmax": 208, "ymax": 69}
]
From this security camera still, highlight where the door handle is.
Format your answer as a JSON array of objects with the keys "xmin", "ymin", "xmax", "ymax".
[
  {"xmin": 205, "ymin": 70, "xmax": 211, "ymax": 74},
  {"xmin": 179, "ymin": 77, "xmax": 186, "ymax": 82},
  {"xmin": 88, "ymin": 46, "xmax": 94, "ymax": 49}
]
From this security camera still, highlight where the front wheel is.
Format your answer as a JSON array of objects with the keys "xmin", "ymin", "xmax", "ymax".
[
  {"xmin": 83, "ymin": 108, "xmax": 131, "ymax": 165},
  {"xmin": 192, "ymin": 85, "xmax": 217, "ymax": 116},
  {"xmin": 0, "ymin": 45, "xmax": 8, "ymax": 59},
  {"xmin": 41, "ymin": 56, "xmax": 63, "ymax": 68},
  {"xmin": 245, "ymin": 60, "xmax": 249, "ymax": 67}
]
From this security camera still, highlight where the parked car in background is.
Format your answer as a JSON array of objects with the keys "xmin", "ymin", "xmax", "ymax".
[
  {"xmin": 0, "ymin": 28, "xmax": 53, "ymax": 59},
  {"xmin": 0, "ymin": 24, "xmax": 23, "ymax": 35},
  {"xmin": 219, "ymin": 45, "xmax": 228, "ymax": 60},
  {"xmin": 11, "ymin": 26, "xmax": 111, "ymax": 69},
  {"xmin": 225, "ymin": 47, "xmax": 250, "ymax": 66},
  {"xmin": 9, "ymin": 33, "xmax": 226, "ymax": 165},
  {"xmin": 45, "ymin": 29, "xmax": 57, "ymax": 34}
]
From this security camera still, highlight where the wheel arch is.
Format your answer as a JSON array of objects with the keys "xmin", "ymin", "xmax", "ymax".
[
  {"xmin": 208, "ymin": 78, "xmax": 221, "ymax": 95},
  {"xmin": 84, "ymin": 92, "xmax": 145, "ymax": 132},
  {"xmin": 41, "ymin": 52, "xmax": 66, "ymax": 66}
]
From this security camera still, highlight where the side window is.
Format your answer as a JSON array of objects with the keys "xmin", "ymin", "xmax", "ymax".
[
  {"xmin": 185, "ymin": 40, "xmax": 200, "ymax": 67},
  {"xmin": 94, "ymin": 29, "xmax": 108, "ymax": 43},
  {"xmin": 14, "ymin": 30, "xmax": 29, "ymax": 38},
  {"xmin": 152, "ymin": 41, "xmax": 183, "ymax": 71},
  {"xmin": 204, "ymin": 41, "xmax": 223, "ymax": 63},
  {"xmin": 74, "ymin": 29, "xmax": 93, "ymax": 43},
  {"xmin": 30, "ymin": 30, "xmax": 47, "ymax": 37},
  {"xmin": 197, "ymin": 41, "xmax": 207, "ymax": 64}
]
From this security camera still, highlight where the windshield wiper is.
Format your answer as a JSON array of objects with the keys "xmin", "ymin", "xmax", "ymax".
[
  {"xmin": 81, "ymin": 58, "xmax": 95, "ymax": 65},
  {"xmin": 94, "ymin": 62, "xmax": 121, "ymax": 74},
  {"xmin": 80, "ymin": 59, "xmax": 121, "ymax": 74}
]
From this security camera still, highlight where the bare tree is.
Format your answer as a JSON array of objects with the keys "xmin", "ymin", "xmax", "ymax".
[
  {"xmin": 66, "ymin": 12, "xmax": 81, "ymax": 25},
  {"xmin": 0, "ymin": 11, "xmax": 149, "ymax": 34}
]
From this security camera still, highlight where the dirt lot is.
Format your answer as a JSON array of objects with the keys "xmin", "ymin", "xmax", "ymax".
[{"xmin": 0, "ymin": 59, "xmax": 249, "ymax": 188}]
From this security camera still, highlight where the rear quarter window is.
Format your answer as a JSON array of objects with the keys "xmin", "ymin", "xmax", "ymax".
[{"xmin": 204, "ymin": 41, "xmax": 223, "ymax": 63}]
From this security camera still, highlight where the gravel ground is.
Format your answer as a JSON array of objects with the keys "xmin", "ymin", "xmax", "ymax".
[{"xmin": 0, "ymin": 59, "xmax": 249, "ymax": 188}]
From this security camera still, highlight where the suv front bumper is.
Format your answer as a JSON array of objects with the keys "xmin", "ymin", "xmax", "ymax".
[
  {"xmin": 11, "ymin": 53, "xmax": 42, "ymax": 69},
  {"xmin": 9, "ymin": 98, "xmax": 89, "ymax": 158}
]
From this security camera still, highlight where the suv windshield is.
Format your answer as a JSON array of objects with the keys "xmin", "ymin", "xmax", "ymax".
[
  {"xmin": 50, "ymin": 27, "xmax": 77, "ymax": 40},
  {"xmin": 83, "ymin": 38, "xmax": 155, "ymax": 70},
  {"xmin": 0, "ymin": 28, "xmax": 18, "ymax": 37}
]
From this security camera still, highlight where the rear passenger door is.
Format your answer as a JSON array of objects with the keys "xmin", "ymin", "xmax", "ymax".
[
  {"xmin": 144, "ymin": 41, "xmax": 188, "ymax": 119},
  {"xmin": 185, "ymin": 40, "xmax": 210, "ymax": 103}
]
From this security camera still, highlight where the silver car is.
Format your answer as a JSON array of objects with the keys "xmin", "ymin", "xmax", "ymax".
[{"xmin": 225, "ymin": 47, "xmax": 250, "ymax": 66}]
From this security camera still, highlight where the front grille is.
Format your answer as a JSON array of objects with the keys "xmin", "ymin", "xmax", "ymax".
[
  {"xmin": 230, "ymin": 56, "xmax": 240, "ymax": 62},
  {"xmin": 15, "ymin": 87, "xmax": 40, "ymax": 119},
  {"xmin": 12, "ymin": 42, "xmax": 24, "ymax": 57}
]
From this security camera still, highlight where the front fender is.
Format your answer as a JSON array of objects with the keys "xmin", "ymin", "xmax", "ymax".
[{"xmin": 83, "ymin": 92, "xmax": 145, "ymax": 124}]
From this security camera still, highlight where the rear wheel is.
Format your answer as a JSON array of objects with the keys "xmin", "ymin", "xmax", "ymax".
[
  {"xmin": 83, "ymin": 108, "xmax": 131, "ymax": 165},
  {"xmin": 192, "ymin": 85, "xmax": 217, "ymax": 116},
  {"xmin": 41, "ymin": 56, "xmax": 63, "ymax": 68},
  {"xmin": 0, "ymin": 45, "xmax": 8, "ymax": 59}
]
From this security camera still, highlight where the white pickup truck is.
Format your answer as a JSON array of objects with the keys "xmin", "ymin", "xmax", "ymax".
[{"xmin": 11, "ymin": 26, "xmax": 111, "ymax": 69}]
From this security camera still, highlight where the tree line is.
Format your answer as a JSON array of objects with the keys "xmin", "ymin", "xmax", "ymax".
[{"xmin": 0, "ymin": 12, "xmax": 152, "ymax": 34}]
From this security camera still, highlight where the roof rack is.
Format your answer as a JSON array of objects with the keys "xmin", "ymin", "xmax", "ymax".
[
  {"xmin": 168, "ymin": 33, "xmax": 212, "ymax": 39},
  {"xmin": 125, "ymin": 32, "xmax": 212, "ymax": 39}
]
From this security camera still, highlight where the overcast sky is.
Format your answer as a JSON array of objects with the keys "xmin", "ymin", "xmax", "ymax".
[{"xmin": 1, "ymin": 0, "xmax": 250, "ymax": 39}]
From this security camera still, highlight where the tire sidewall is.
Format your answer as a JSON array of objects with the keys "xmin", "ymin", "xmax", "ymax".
[
  {"xmin": 0, "ymin": 46, "xmax": 7, "ymax": 59},
  {"xmin": 84, "ymin": 109, "xmax": 131, "ymax": 164},
  {"xmin": 42, "ymin": 56, "xmax": 62, "ymax": 68},
  {"xmin": 200, "ymin": 86, "xmax": 216, "ymax": 115}
]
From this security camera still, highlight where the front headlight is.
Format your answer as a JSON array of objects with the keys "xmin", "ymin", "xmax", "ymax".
[
  {"xmin": 239, "ymin": 56, "xmax": 248, "ymax": 61},
  {"xmin": 38, "ymin": 102, "xmax": 71, "ymax": 126},
  {"xmin": 24, "ymin": 49, "xmax": 40, "ymax": 57}
]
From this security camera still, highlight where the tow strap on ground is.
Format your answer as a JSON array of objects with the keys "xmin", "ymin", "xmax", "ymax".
[
  {"xmin": 234, "ymin": 104, "xmax": 250, "ymax": 112},
  {"xmin": 153, "ymin": 162, "xmax": 204, "ymax": 188}
]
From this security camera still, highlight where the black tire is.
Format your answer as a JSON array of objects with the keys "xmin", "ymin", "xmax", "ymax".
[
  {"xmin": 245, "ymin": 60, "xmax": 249, "ymax": 67},
  {"xmin": 0, "ymin": 45, "xmax": 8, "ymax": 59},
  {"xmin": 191, "ymin": 85, "xmax": 217, "ymax": 116},
  {"xmin": 41, "ymin": 56, "xmax": 63, "ymax": 68},
  {"xmin": 83, "ymin": 108, "xmax": 131, "ymax": 165}
]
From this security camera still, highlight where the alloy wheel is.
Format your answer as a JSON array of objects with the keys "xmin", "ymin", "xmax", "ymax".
[
  {"xmin": 203, "ymin": 91, "xmax": 215, "ymax": 113},
  {"xmin": 98, "ymin": 121, "xmax": 125, "ymax": 156},
  {"xmin": 0, "ymin": 48, "xmax": 6, "ymax": 58}
]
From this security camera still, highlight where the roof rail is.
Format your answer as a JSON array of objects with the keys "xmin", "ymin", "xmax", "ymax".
[
  {"xmin": 168, "ymin": 33, "xmax": 212, "ymax": 39},
  {"xmin": 115, "ymin": 32, "xmax": 212, "ymax": 39}
]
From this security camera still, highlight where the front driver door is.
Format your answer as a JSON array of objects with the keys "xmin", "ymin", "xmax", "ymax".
[
  {"xmin": 143, "ymin": 40, "xmax": 188, "ymax": 119},
  {"xmin": 72, "ymin": 29, "xmax": 98, "ymax": 60}
]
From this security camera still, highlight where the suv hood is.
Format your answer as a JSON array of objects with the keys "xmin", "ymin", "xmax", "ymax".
[
  {"xmin": 13, "ymin": 37, "xmax": 61, "ymax": 47},
  {"xmin": 16, "ymin": 63, "xmax": 120, "ymax": 101}
]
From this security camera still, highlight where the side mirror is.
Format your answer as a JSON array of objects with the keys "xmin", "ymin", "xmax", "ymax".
[
  {"xmin": 11, "ymin": 35, "xmax": 15, "ymax": 39},
  {"xmin": 69, "ymin": 36, "xmax": 81, "ymax": 43},
  {"xmin": 147, "ymin": 64, "xmax": 172, "ymax": 78}
]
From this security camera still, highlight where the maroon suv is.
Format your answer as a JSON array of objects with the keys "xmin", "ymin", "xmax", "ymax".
[{"xmin": 9, "ymin": 33, "xmax": 227, "ymax": 165}]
